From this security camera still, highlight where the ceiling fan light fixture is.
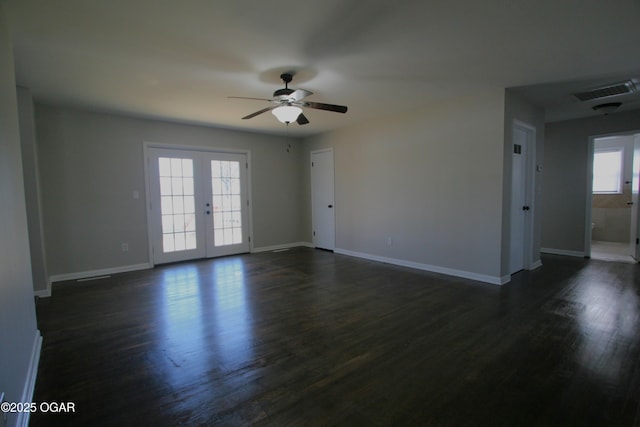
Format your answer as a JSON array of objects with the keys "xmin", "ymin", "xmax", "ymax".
[
  {"xmin": 272, "ymin": 105, "xmax": 302, "ymax": 124},
  {"xmin": 231, "ymin": 72, "xmax": 347, "ymax": 125}
]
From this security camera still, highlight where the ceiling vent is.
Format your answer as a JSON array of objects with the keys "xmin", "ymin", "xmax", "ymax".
[{"xmin": 573, "ymin": 80, "xmax": 637, "ymax": 101}]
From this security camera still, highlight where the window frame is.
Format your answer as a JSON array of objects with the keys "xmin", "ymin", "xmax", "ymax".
[{"xmin": 592, "ymin": 148, "xmax": 624, "ymax": 195}]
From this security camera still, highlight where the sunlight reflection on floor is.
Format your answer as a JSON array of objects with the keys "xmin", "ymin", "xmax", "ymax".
[
  {"xmin": 575, "ymin": 273, "xmax": 639, "ymax": 385},
  {"xmin": 212, "ymin": 258, "xmax": 253, "ymax": 369}
]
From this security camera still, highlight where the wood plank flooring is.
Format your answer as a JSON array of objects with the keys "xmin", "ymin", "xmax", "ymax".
[{"xmin": 31, "ymin": 248, "xmax": 640, "ymax": 426}]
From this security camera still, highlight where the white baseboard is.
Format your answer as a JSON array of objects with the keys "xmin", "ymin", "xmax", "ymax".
[
  {"xmin": 540, "ymin": 248, "xmax": 585, "ymax": 258},
  {"xmin": 334, "ymin": 248, "xmax": 508, "ymax": 285},
  {"xmin": 34, "ymin": 289, "xmax": 51, "ymax": 298},
  {"xmin": 34, "ymin": 279, "xmax": 52, "ymax": 298},
  {"xmin": 497, "ymin": 274, "xmax": 511, "ymax": 285},
  {"xmin": 16, "ymin": 330, "xmax": 42, "ymax": 427},
  {"xmin": 49, "ymin": 262, "xmax": 152, "ymax": 285},
  {"xmin": 252, "ymin": 242, "xmax": 314, "ymax": 253},
  {"xmin": 529, "ymin": 259, "xmax": 543, "ymax": 270}
]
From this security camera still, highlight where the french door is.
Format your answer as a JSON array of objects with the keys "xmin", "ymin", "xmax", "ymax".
[{"xmin": 147, "ymin": 147, "xmax": 250, "ymax": 264}]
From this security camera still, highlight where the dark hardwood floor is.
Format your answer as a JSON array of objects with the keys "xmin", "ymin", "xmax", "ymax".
[{"xmin": 31, "ymin": 248, "xmax": 640, "ymax": 426}]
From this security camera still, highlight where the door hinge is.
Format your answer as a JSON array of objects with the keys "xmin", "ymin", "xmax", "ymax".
[
  {"xmin": 636, "ymin": 238, "xmax": 639, "ymax": 245},
  {"xmin": 311, "ymin": 162, "xmax": 314, "ymax": 167},
  {"xmin": 313, "ymin": 231, "xmax": 316, "ymax": 236},
  {"xmin": 246, "ymin": 162, "xmax": 248, "ymax": 169}
]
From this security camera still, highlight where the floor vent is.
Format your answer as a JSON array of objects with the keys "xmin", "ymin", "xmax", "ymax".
[
  {"xmin": 574, "ymin": 81, "xmax": 636, "ymax": 101},
  {"xmin": 77, "ymin": 275, "xmax": 111, "ymax": 282}
]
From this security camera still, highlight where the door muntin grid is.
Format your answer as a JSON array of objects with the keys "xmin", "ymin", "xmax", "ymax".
[
  {"xmin": 211, "ymin": 160, "xmax": 243, "ymax": 246},
  {"xmin": 158, "ymin": 157, "xmax": 197, "ymax": 253}
]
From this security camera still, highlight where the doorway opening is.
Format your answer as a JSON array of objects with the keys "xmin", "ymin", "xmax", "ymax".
[{"xmin": 587, "ymin": 132, "xmax": 640, "ymax": 263}]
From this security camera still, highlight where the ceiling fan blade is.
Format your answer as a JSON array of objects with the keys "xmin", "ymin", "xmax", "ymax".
[
  {"xmin": 242, "ymin": 105, "xmax": 277, "ymax": 120},
  {"xmin": 288, "ymin": 89, "xmax": 313, "ymax": 102},
  {"xmin": 297, "ymin": 113, "xmax": 310, "ymax": 125},
  {"xmin": 303, "ymin": 101, "xmax": 348, "ymax": 113},
  {"xmin": 229, "ymin": 96, "xmax": 273, "ymax": 102}
]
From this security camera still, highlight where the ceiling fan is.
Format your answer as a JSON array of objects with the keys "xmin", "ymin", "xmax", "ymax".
[{"xmin": 229, "ymin": 73, "xmax": 348, "ymax": 125}]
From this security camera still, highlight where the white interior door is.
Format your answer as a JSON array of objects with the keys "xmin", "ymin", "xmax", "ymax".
[
  {"xmin": 510, "ymin": 125, "xmax": 529, "ymax": 274},
  {"xmin": 147, "ymin": 147, "xmax": 250, "ymax": 264},
  {"xmin": 311, "ymin": 149, "xmax": 335, "ymax": 250}
]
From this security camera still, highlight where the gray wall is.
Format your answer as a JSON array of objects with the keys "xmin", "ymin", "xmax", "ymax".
[
  {"xmin": 542, "ymin": 110, "xmax": 640, "ymax": 254},
  {"xmin": 0, "ymin": 4, "xmax": 41, "ymax": 426},
  {"xmin": 35, "ymin": 105, "xmax": 305, "ymax": 278},
  {"xmin": 302, "ymin": 88, "xmax": 507, "ymax": 283}
]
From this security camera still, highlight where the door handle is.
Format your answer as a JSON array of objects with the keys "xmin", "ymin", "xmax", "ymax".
[
  {"xmin": 627, "ymin": 201, "xmax": 634, "ymax": 206},
  {"xmin": 522, "ymin": 206, "xmax": 530, "ymax": 211},
  {"xmin": 328, "ymin": 204, "xmax": 333, "ymax": 208}
]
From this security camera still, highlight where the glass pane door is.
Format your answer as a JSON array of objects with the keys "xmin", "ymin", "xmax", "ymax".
[
  {"xmin": 205, "ymin": 153, "xmax": 250, "ymax": 257},
  {"xmin": 148, "ymin": 148, "xmax": 205, "ymax": 264},
  {"xmin": 147, "ymin": 148, "xmax": 249, "ymax": 265}
]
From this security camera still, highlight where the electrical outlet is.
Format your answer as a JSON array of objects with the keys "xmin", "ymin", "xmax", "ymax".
[{"xmin": 121, "ymin": 243, "xmax": 129, "ymax": 252}]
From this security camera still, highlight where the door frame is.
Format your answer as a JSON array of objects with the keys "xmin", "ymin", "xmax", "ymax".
[
  {"xmin": 585, "ymin": 136, "xmax": 595, "ymax": 257},
  {"xmin": 585, "ymin": 130, "xmax": 640, "ymax": 259},
  {"xmin": 633, "ymin": 134, "xmax": 640, "ymax": 260},
  {"xmin": 143, "ymin": 142, "xmax": 253, "ymax": 266},
  {"xmin": 510, "ymin": 120, "xmax": 537, "ymax": 274}
]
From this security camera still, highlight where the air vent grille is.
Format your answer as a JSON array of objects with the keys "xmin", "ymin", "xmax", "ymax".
[{"xmin": 574, "ymin": 81, "xmax": 636, "ymax": 101}]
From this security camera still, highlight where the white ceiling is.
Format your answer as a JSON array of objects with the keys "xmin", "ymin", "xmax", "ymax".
[{"xmin": 6, "ymin": 0, "xmax": 640, "ymax": 136}]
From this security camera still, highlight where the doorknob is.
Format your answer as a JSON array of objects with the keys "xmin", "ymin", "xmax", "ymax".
[
  {"xmin": 328, "ymin": 204, "xmax": 333, "ymax": 208},
  {"xmin": 206, "ymin": 210, "xmax": 211, "ymax": 215}
]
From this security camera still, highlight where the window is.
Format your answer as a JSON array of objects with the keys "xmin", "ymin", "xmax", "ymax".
[
  {"xmin": 593, "ymin": 149, "xmax": 623, "ymax": 194},
  {"xmin": 158, "ymin": 157, "xmax": 197, "ymax": 252},
  {"xmin": 211, "ymin": 160, "xmax": 243, "ymax": 246}
]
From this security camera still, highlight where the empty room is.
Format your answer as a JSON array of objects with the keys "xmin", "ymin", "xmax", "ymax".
[{"xmin": 2, "ymin": 1, "xmax": 640, "ymax": 426}]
